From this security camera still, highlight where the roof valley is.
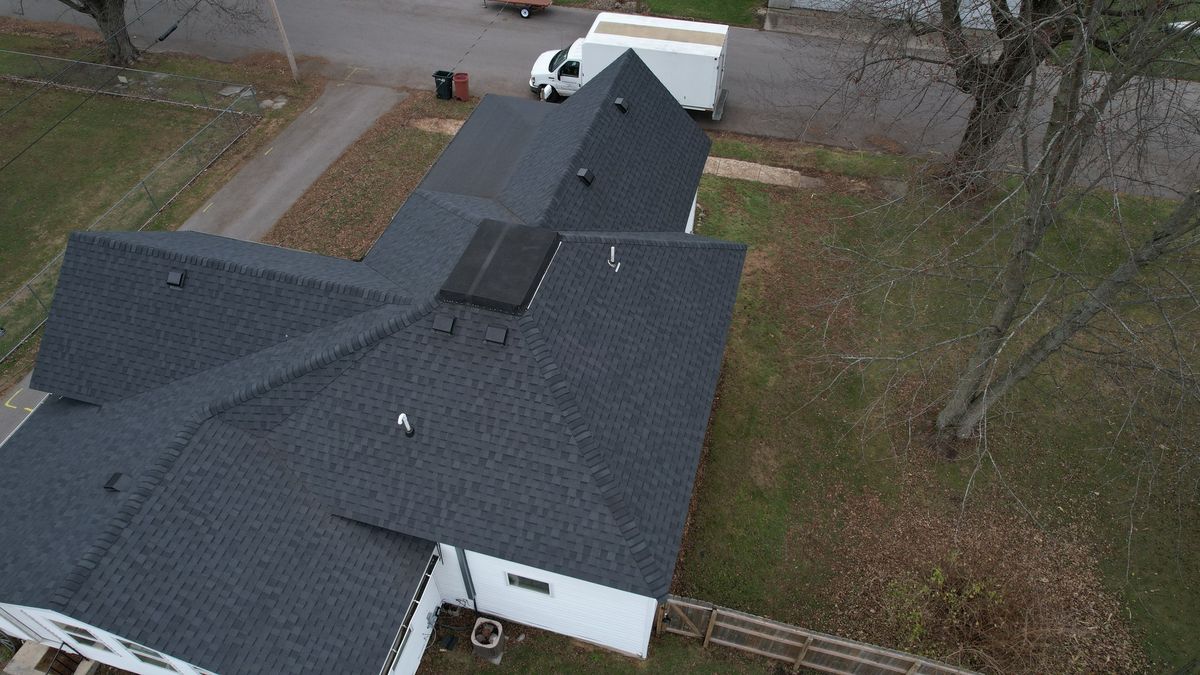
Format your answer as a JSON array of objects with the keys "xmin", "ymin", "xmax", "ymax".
[
  {"xmin": 516, "ymin": 315, "xmax": 667, "ymax": 595},
  {"xmin": 49, "ymin": 300, "xmax": 439, "ymax": 610}
]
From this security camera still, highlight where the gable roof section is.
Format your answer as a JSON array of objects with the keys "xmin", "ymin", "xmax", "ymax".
[
  {"xmin": 63, "ymin": 417, "xmax": 432, "ymax": 675},
  {"xmin": 419, "ymin": 95, "xmax": 550, "ymax": 199},
  {"xmin": 32, "ymin": 231, "xmax": 404, "ymax": 404},
  {"xmin": 526, "ymin": 231, "xmax": 745, "ymax": 587},
  {"xmin": 499, "ymin": 51, "xmax": 710, "ymax": 233}
]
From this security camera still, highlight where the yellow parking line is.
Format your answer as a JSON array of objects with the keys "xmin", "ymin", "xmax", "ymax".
[
  {"xmin": 24, "ymin": 407, "xmax": 34, "ymax": 413},
  {"xmin": 202, "ymin": 202, "xmax": 214, "ymax": 213},
  {"xmin": 264, "ymin": 146, "xmax": 274, "ymax": 156},
  {"xmin": 4, "ymin": 389, "xmax": 22, "ymax": 409}
]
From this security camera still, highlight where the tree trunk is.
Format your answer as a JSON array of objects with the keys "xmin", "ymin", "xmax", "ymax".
[
  {"xmin": 938, "ymin": 190, "xmax": 1200, "ymax": 439},
  {"xmin": 58, "ymin": 0, "xmax": 139, "ymax": 65}
]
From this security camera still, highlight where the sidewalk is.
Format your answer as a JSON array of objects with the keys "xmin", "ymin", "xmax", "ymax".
[{"xmin": 182, "ymin": 82, "xmax": 403, "ymax": 240}]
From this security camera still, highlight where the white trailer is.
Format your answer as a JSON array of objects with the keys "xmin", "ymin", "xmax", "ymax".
[{"xmin": 528, "ymin": 12, "xmax": 729, "ymax": 120}]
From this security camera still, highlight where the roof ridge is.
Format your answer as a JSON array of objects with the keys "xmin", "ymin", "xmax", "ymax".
[
  {"xmin": 49, "ymin": 299, "xmax": 438, "ymax": 609},
  {"xmin": 559, "ymin": 231, "xmax": 749, "ymax": 250},
  {"xmin": 516, "ymin": 314, "xmax": 667, "ymax": 595},
  {"xmin": 416, "ymin": 188, "xmax": 526, "ymax": 225},
  {"xmin": 71, "ymin": 231, "xmax": 407, "ymax": 304}
]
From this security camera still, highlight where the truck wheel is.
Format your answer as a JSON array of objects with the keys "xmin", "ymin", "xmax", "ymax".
[
  {"xmin": 540, "ymin": 85, "xmax": 557, "ymax": 102},
  {"xmin": 520, "ymin": 6, "xmax": 531, "ymax": 17}
]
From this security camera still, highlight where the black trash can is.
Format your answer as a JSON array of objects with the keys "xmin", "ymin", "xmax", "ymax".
[{"xmin": 433, "ymin": 70, "xmax": 454, "ymax": 100}]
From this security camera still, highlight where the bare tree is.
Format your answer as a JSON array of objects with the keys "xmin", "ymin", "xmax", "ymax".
[
  {"xmin": 819, "ymin": 0, "xmax": 1200, "ymax": 445},
  {"xmin": 54, "ymin": 0, "xmax": 260, "ymax": 65}
]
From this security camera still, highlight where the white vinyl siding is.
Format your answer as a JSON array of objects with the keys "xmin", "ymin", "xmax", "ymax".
[{"xmin": 432, "ymin": 546, "xmax": 658, "ymax": 658}]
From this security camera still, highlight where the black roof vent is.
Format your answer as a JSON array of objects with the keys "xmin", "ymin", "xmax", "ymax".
[
  {"xmin": 577, "ymin": 168, "xmax": 594, "ymax": 186},
  {"xmin": 433, "ymin": 314, "xmax": 456, "ymax": 334},
  {"xmin": 166, "ymin": 270, "xmax": 186, "ymax": 288},
  {"xmin": 485, "ymin": 325, "xmax": 508, "ymax": 345},
  {"xmin": 613, "ymin": 97, "xmax": 629, "ymax": 113},
  {"xmin": 438, "ymin": 220, "xmax": 559, "ymax": 314},
  {"xmin": 104, "ymin": 472, "xmax": 131, "ymax": 492}
]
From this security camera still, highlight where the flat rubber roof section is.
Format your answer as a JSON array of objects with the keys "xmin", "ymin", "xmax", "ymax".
[
  {"xmin": 438, "ymin": 220, "xmax": 560, "ymax": 314},
  {"xmin": 593, "ymin": 21, "xmax": 727, "ymax": 47}
]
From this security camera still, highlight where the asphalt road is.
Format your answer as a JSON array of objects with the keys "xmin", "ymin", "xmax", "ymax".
[
  {"xmin": 8, "ymin": 0, "xmax": 1198, "ymax": 196},
  {"xmin": 0, "ymin": 373, "xmax": 47, "ymax": 445}
]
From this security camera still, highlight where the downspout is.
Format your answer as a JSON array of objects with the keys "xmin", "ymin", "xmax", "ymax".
[{"xmin": 456, "ymin": 546, "xmax": 478, "ymax": 613}]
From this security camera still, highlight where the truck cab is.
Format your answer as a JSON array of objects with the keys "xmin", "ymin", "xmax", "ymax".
[{"xmin": 529, "ymin": 38, "xmax": 584, "ymax": 100}]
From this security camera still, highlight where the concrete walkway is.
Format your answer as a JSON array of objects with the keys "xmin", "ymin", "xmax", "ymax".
[
  {"xmin": 182, "ymin": 82, "xmax": 403, "ymax": 240},
  {"xmin": 0, "ymin": 373, "xmax": 47, "ymax": 448},
  {"xmin": 413, "ymin": 117, "xmax": 826, "ymax": 189}
]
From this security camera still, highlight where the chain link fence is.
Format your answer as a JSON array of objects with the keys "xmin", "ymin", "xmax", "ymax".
[
  {"xmin": 0, "ymin": 53, "xmax": 259, "ymax": 365},
  {"xmin": 0, "ymin": 49, "xmax": 260, "ymax": 114}
]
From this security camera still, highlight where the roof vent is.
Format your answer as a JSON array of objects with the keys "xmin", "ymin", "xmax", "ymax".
[
  {"xmin": 433, "ymin": 314, "xmax": 456, "ymax": 334},
  {"xmin": 485, "ymin": 325, "xmax": 508, "ymax": 345},
  {"xmin": 166, "ymin": 270, "xmax": 186, "ymax": 288},
  {"xmin": 397, "ymin": 413, "xmax": 415, "ymax": 438},
  {"xmin": 438, "ymin": 220, "xmax": 560, "ymax": 315},
  {"xmin": 104, "ymin": 473, "xmax": 131, "ymax": 492},
  {"xmin": 577, "ymin": 168, "xmax": 594, "ymax": 186},
  {"xmin": 613, "ymin": 97, "xmax": 629, "ymax": 113}
]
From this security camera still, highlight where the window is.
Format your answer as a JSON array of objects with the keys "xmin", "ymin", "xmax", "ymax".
[
  {"xmin": 50, "ymin": 620, "xmax": 111, "ymax": 652},
  {"xmin": 507, "ymin": 573, "xmax": 551, "ymax": 595},
  {"xmin": 117, "ymin": 639, "xmax": 179, "ymax": 672},
  {"xmin": 559, "ymin": 61, "xmax": 580, "ymax": 79},
  {"xmin": 549, "ymin": 48, "xmax": 568, "ymax": 72}
]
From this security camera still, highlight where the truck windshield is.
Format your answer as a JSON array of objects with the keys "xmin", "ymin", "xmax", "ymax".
[{"xmin": 549, "ymin": 49, "xmax": 568, "ymax": 72}]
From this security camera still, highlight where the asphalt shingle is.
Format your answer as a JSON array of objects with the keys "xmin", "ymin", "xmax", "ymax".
[{"xmin": 2, "ymin": 50, "xmax": 745, "ymax": 675}]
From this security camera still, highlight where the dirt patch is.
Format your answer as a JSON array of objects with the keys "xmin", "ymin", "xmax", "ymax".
[
  {"xmin": 794, "ymin": 485, "xmax": 1146, "ymax": 674},
  {"xmin": 410, "ymin": 117, "xmax": 464, "ymax": 135},
  {"xmin": 866, "ymin": 134, "xmax": 908, "ymax": 155}
]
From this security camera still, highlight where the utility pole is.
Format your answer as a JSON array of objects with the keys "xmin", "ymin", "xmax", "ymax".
[{"xmin": 266, "ymin": 0, "xmax": 299, "ymax": 81}]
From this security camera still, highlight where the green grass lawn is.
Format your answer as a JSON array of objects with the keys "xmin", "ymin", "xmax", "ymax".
[
  {"xmin": 0, "ymin": 19, "xmax": 319, "ymax": 392},
  {"xmin": 677, "ymin": 158, "xmax": 1198, "ymax": 672}
]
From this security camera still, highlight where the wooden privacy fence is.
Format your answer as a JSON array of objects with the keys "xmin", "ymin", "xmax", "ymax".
[{"xmin": 658, "ymin": 596, "xmax": 978, "ymax": 675}]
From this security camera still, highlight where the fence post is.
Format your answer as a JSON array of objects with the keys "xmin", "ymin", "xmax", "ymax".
[
  {"xmin": 141, "ymin": 181, "xmax": 157, "ymax": 209},
  {"xmin": 791, "ymin": 635, "xmax": 812, "ymax": 673},
  {"xmin": 654, "ymin": 604, "xmax": 664, "ymax": 636},
  {"xmin": 702, "ymin": 607, "xmax": 718, "ymax": 647}
]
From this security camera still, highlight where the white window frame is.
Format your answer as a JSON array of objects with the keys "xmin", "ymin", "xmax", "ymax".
[
  {"xmin": 49, "ymin": 619, "xmax": 114, "ymax": 653},
  {"xmin": 506, "ymin": 572, "xmax": 552, "ymax": 596},
  {"xmin": 117, "ymin": 637, "xmax": 180, "ymax": 672}
]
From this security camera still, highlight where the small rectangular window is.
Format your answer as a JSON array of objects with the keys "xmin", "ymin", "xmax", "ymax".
[
  {"xmin": 507, "ymin": 573, "xmax": 551, "ymax": 595},
  {"xmin": 50, "ymin": 621, "xmax": 111, "ymax": 652},
  {"xmin": 117, "ymin": 639, "xmax": 179, "ymax": 672}
]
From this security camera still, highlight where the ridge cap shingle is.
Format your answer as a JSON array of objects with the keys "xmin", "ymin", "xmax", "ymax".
[
  {"xmin": 48, "ymin": 299, "xmax": 437, "ymax": 609},
  {"xmin": 71, "ymin": 231, "xmax": 407, "ymax": 304},
  {"xmin": 516, "ymin": 313, "xmax": 665, "ymax": 595}
]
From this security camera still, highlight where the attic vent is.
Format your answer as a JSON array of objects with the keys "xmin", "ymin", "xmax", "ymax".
[
  {"xmin": 485, "ymin": 325, "xmax": 508, "ymax": 345},
  {"xmin": 577, "ymin": 168, "xmax": 594, "ymax": 186},
  {"xmin": 433, "ymin": 314, "xmax": 456, "ymax": 334},
  {"xmin": 104, "ymin": 473, "xmax": 131, "ymax": 492},
  {"xmin": 438, "ymin": 220, "xmax": 560, "ymax": 315},
  {"xmin": 166, "ymin": 270, "xmax": 186, "ymax": 288},
  {"xmin": 613, "ymin": 97, "xmax": 629, "ymax": 113}
]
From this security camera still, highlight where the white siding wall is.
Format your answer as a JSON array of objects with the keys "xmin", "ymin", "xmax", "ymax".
[
  {"xmin": 389, "ymin": 575, "xmax": 442, "ymax": 675},
  {"xmin": 0, "ymin": 603, "xmax": 210, "ymax": 675},
  {"xmin": 432, "ymin": 547, "xmax": 658, "ymax": 658}
]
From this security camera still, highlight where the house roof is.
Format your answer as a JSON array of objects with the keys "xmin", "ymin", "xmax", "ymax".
[{"xmin": 1, "ymin": 51, "xmax": 743, "ymax": 675}]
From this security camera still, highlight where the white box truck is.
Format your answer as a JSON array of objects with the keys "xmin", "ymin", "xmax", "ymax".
[{"xmin": 528, "ymin": 12, "xmax": 729, "ymax": 120}]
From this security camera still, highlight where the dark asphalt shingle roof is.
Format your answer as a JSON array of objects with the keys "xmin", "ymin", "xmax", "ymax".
[{"xmin": 2, "ymin": 50, "xmax": 744, "ymax": 675}]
